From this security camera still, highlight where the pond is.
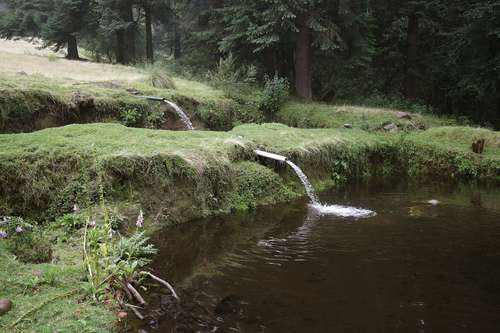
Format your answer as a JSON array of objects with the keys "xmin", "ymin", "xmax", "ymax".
[{"xmin": 130, "ymin": 181, "xmax": 500, "ymax": 333}]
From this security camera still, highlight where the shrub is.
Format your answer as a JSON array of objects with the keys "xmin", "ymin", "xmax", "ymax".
[
  {"xmin": 120, "ymin": 108, "xmax": 142, "ymax": 127},
  {"xmin": 0, "ymin": 216, "xmax": 53, "ymax": 263},
  {"xmin": 260, "ymin": 75, "xmax": 290, "ymax": 117},
  {"xmin": 206, "ymin": 53, "xmax": 257, "ymax": 85},
  {"xmin": 56, "ymin": 213, "xmax": 85, "ymax": 232}
]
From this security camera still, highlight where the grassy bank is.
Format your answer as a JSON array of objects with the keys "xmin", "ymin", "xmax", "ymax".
[{"xmin": 1, "ymin": 123, "xmax": 498, "ymax": 222}]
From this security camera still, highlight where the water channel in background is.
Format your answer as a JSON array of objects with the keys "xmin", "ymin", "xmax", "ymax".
[{"xmin": 127, "ymin": 181, "xmax": 500, "ymax": 333}]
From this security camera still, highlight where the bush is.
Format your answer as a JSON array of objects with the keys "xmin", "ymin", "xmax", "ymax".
[
  {"xmin": 260, "ymin": 75, "xmax": 290, "ymax": 117},
  {"xmin": 56, "ymin": 213, "xmax": 85, "ymax": 232},
  {"xmin": 206, "ymin": 53, "xmax": 257, "ymax": 85},
  {"xmin": 0, "ymin": 216, "xmax": 53, "ymax": 263},
  {"xmin": 120, "ymin": 108, "xmax": 142, "ymax": 127}
]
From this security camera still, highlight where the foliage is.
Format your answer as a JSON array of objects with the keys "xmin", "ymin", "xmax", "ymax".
[
  {"xmin": 83, "ymin": 189, "xmax": 157, "ymax": 302},
  {"xmin": 260, "ymin": 75, "xmax": 290, "ymax": 117},
  {"xmin": 55, "ymin": 213, "xmax": 85, "ymax": 232},
  {"xmin": 0, "ymin": 216, "xmax": 52, "ymax": 263},
  {"xmin": 206, "ymin": 53, "xmax": 257, "ymax": 85},
  {"xmin": 120, "ymin": 107, "xmax": 142, "ymax": 127}
]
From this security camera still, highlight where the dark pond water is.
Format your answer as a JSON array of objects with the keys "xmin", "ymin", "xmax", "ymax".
[{"xmin": 131, "ymin": 182, "xmax": 500, "ymax": 333}]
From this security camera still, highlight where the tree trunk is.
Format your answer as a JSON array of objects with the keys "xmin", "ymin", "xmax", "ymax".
[
  {"xmin": 145, "ymin": 3, "xmax": 154, "ymax": 63},
  {"xmin": 405, "ymin": 13, "xmax": 419, "ymax": 100},
  {"xmin": 496, "ymin": 79, "xmax": 500, "ymax": 120},
  {"xmin": 295, "ymin": 14, "xmax": 312, "ymax": 99},
  {"xmin": 116, "ymin": 30, "xmax": 127, "ymax": 64},
  {"xmin": 173, "ymin": 14, "xmax": 181, "ymax": 59},
  {"xmin": 125, "ymin": 4, "xmax": 136, "ymax": 64},
  {"xmin": 66, "ymin": 35, "xmax": 79, "ymax": 60}
]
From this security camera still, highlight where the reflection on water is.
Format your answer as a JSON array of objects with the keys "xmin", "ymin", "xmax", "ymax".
[{"xmin": 134, "ymin": 182, "xmax": 500, "ymax": 333}]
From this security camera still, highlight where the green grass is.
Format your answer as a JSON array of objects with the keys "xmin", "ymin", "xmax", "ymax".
[
  {"xmin": 1, "ymin": 122, "xmax": 498, "ymax": 222},
  {"xmin": 0, "ymin": 236, "xmax": 115, "ymax": 333},
  {"xmin": 277, "ymin": 100, "xmax": 457, "ymax": 131}
]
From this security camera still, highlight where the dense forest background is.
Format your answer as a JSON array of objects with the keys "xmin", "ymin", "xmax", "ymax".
[{"xmin": 0, "ymin": 0, "xmax": 499, "ymax": 128}]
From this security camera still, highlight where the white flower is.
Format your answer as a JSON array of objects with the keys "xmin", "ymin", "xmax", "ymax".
[
  {"xmin": 15, "ymin": 226, "xmax": 23, "ymax": 233},
  {"xmin": 136, "ymin": 210, "xmax": 144, "ymax": 228},
  {"xmin": 73, "ymin": 204, "xmax": 80, "ymax": 213}
]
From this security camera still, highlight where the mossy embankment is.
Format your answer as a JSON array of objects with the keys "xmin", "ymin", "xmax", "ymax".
[
  {"xmin": 0, "ymin": 70, "xmax": 457, "ymax": 134},
  {"xmin": 1, "ymin": 123, "xmax": 498, "ymax": 223},
  {"xmin": 0, "ymin": 71, "xmax": 258, "ymax": 133}
]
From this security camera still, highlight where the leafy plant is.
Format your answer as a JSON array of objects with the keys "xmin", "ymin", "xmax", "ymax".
[
  {"xmin": 260, "ymin": 75, "xmax": 290, "ymax": 117},
  {"xmin": 120, "ymin": 108, "xmax": 142, "ymax": 127},
  {"xmin": 56, "ymin": 213, "xmax": 85, "ymax": 232}
]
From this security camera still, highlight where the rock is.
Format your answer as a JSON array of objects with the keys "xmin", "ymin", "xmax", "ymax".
[
  {"xmin": 383, "ymin": 122, "xmax": 399, "ymax": 133},
  {"xmin": 0, "ymin": 299, "xmax": 12, "ymax": 316},
  {"xmin": 214, "ymin": 295, "xmax": 241, "ymax": 317},
  {"xmin": 397, "ymin": 112, "xmax": 412, "ymax": 120},
  {"xmin": 343, "ymin": 124, "xmax": 353, "ymax": 129},
  {"xmin": 428, "ymin": 199, "xmax": 440, "ymax": 205},
  {"xmin": 16, "ymin": 71, "xmax": 28, "ymax": 76},
  {"xmin": 126, "ymin": 88, "xmax": 142, "ymax": 95}
]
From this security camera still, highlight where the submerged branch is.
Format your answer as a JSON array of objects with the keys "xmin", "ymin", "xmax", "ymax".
[
  {"xmin": 126, "ymin": 282, "xmax": 146, "ymax": 305},
  {"xmin": 142, "ymin": 271, "xmax": 180, "ymax": 301},
  {"xmin": 125, "ymin": 303, "xmax": 145, "ymax": 320}
]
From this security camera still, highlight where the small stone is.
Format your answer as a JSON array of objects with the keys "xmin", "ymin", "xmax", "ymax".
[
  {"xmin": 343, "ymin": 124, "xmax": 353, "ymax": 129},
  {"xmin": 383, "ymin": 122, "xmax": 399, "ymax": 133},
  {"xmin": 397, "ymin": 112, "xmax": 412, "ymax": 120},
  {"xmin": 0, "ymin": 299, "xmax": 12, "ymax": 316},
  {"xmin": 126, "ymin": 88, "xmax": 142, "ymax": 95},
  {"xmin": 117, "ymin": 311, "xmax": 128, "ymax": 319},
  {"xmin": 428, "ymin": 199, "xmax": 440, "ymax": 205}
]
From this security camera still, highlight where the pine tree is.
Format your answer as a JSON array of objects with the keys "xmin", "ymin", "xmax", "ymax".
[
  {"xmin": 0, "ymin": 0, "xmax": 90, "ymax": 59},
  {"xmin": 220, "ymin": 0, "xmax": 340, "ymax": 99}
]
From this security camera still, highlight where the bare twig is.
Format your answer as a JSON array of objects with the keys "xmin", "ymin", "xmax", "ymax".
[
  {"xmin": 141, "ymin": 271, "xmax": 180, "ymax": 301},
  {"xmin": 126, "ymin": 282, "xmax": 146, "ymax": 305},
  {"xmin": 125, "ymin": 303, "xmax": 145, "ymax": 320}
]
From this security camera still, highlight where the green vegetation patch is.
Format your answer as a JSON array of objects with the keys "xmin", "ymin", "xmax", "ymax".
[
  {"xmin": 277, "ymin": 100, "xmax": 456, "ymax": 131},
  {"xmin": 0, "ymin": 238, "xmax": 115, "ymax": 333}
]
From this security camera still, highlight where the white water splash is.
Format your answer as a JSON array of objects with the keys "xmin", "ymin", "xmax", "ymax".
[
  {"xmin": 309, "ymin": 203, "xmax": 376, "ymax": 218},
  {"xmin": 286, "ymin": 160, "xmax": 375, "ymax": 218},
  {"xmin": 164, "ymin": 100, "xmax": 194, "ymax": 130},
  {"xmin": 286, "ymin": 161, "xmax": 320, "ymax": 204}
]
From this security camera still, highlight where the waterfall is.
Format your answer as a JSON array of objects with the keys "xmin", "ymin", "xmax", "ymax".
[
  {"xmin": 255, "ymin": 150, "xmax": 376, "ymax": 218},
  {"xmin": 163, "ymin": 100, "xmax": 194, "ymax": 130},
  {"xmin": 140, "ymin": 96, "xmax": 194, "ymax": 130},
  {"xmin": 286, "ymin": 161, "xmax": 320, "ymax": 204}
]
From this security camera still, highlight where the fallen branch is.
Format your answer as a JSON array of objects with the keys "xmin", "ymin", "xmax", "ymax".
[
  {"xmin": 142, "ymin": 271, "xmax": 180, "ymax": 301},
  {"xmin": 126, "ymin": 282, "xmax": 146, "ymax": 305},
  {"xmin": 125, "ymin": 303, "xmax": 145, "ymax": 320}
]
